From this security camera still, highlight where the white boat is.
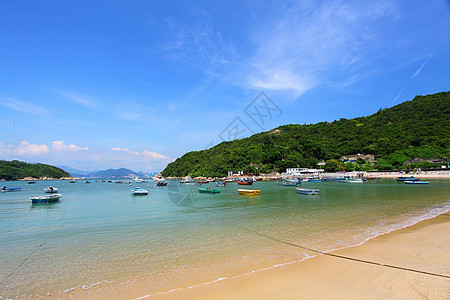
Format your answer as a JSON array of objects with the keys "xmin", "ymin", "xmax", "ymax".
[
  {"xmin": 296, "ymin": 188, "xmax": 319, "ymax": 195},
  {"xmin": 341, "ymin": 179, "xmax": 364, "ymax": 183},
  {"xmin": 44, "ymin": 186, "xmax": 58, "ymax": 193},
  {"xmin": 31, "ymin": 194, "xmax": 62, "ymax": 203},
  {"xmin": 131, "ymin": 187, "xmax": 149, "ymax": 195}
]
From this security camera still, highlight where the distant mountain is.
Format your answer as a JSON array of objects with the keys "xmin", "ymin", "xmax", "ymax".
[
  {"xmin": 88, "ymin": 168, "xmax": 143, "ymax": 178},
  {"xmin": 57, "ymin": 166, "xmax": 91, "ymax": 177}
]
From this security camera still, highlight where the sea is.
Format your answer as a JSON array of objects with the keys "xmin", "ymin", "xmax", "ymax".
[{"xmin": 0, "ymin": 178, "xmax": 449, "ymax": 298}]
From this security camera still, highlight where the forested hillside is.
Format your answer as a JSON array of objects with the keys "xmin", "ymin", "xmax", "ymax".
[
  {"xmin": 0, "ymin": 160, "xmax": 70, "ymax": 180},
  {"xmin": 162, "ymin": 92, "xmax": 450, "ymax": 177}
]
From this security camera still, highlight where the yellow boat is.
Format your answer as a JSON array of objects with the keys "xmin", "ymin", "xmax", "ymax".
[{"xmin": 237, "ymin": 189, "xmax": 260, "ymax": 195}]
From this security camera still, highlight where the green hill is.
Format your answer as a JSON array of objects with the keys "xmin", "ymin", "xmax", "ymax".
[
  {"xmin": 0, "ymin": 160, "xmax": 70, "ymax": 181},
  {"xmin": 162, "ymin": 91, "xmax": 450, "ymax": 177}
]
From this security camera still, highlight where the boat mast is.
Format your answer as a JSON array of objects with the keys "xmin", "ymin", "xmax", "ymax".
[{"xmin": 11, "ymin": 120, "xmax": 15, "ymax": 161}]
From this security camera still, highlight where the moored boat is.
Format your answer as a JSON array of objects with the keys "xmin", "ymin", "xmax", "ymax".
[
  {"xmin": 296, "ymin": 188, "xmax": 319, "ymax": 195},
  {"xmin": 404, "ymin": 180, "xmax": 429, "ymax": 184},
  {"xmin": 237, "ymin": 189, "xmax": 260, "ymax": 195},
  {"xmin": 30, "ymin": 194, "xmax": 62, "ymax": 203},
  {"xmin": 341, "ymin": 179, "xmax": 364, "ymax": 183},
  {"xmin": 1, "ymin": 186, "xmax": 22, "ymax": 192},
  {"xmin": 198, "ymin": 188, "xmax": 221, "ymax": 193},
  {"xmin": 44, "ymin": 186, "xmax": 58, "ymax": 193},
  {"xmin": 156, "ymin": 181, "xmax": 168, "ymax": 186},
  {"xmin": 237, "ymin": 179, "xmax": 253, "ymax": 185},
  {"xmin": 131, "ymin": 187, "xmax": 149, "ymax": 195},
  {"xmin": 397, "ymin": 176, "xmax": 418, "ymax": 181}
]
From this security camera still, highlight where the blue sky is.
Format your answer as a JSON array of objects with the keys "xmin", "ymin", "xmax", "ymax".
[{"xmin": 0, "ymin": 0, "xmax": 449, "ymax": 173}]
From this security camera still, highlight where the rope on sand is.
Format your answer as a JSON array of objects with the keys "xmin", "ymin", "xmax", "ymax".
[{"xmin": 231, "ymin": 223, "xmax": 450, "ymax": 279}]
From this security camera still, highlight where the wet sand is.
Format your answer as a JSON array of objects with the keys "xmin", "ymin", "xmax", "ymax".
[{"xmin": 57, "ymin": 213, "xmax": 450, "ymax": 299}]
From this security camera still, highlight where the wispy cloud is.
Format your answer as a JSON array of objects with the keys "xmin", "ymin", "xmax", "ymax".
[
  {"xmin": 412, "ymin": 54, "xmax": 432, "ymax": 79},
  {"xmin": 242, "ymin": 1, "xmax": 399, "ymax": 98},
  {"xmin": 54, "ymin": 90, "xmax": 98, "ymax": 109},
  {"xmin": 0, "ymin": 98, "xmax": 51, "ymax": 116}
]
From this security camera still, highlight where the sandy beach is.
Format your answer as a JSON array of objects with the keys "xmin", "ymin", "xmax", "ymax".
[{"xmin": 56, "ymin": 212, "xmax": 450, "ymax": 300}]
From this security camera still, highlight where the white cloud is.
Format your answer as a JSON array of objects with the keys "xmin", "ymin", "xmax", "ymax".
[
  {"xmin": 52, "ymin": 140, "xmax": 88, "ymax": 152},
  {"xmin": 16, "ymin": 141, "xmax": 49, "ymax": 155},
  {"xmin": 142, "ymin": 150, "xmax": 168, "ymax": 159},
  {"xmin": 111, "ymin": 147, "xmax": 169, "ymax": 160}
]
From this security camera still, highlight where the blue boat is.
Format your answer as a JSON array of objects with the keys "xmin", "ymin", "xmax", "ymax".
[
  {"xmin": 404, "ymin": 181, "xmax": 429, "ymax": 184},
  {"xmin": 1, "ymin": 186, "xmax": 22, "ymax": 192},
  {"xmin": 397, "ymin": 176, "xmax": 419, "ymax": 181}
]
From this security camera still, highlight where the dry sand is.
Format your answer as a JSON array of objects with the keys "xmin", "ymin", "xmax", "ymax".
[{"xmin": 57, "ymin": 213, "xmax": 450, "ymax": 300}]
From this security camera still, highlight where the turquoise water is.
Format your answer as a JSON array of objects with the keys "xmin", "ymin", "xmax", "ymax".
[{"xmin": 0, "ymin": 179, "xmax": 449, "ymax": 297}]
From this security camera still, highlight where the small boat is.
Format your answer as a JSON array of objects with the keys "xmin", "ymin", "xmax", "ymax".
[
  {"xmin": 30, "ymin": 194, "xmax": 62, "ymax": 203},
  {"xmin": 397, "ymin": 176, "xmax": 418, "ymax": 181},
  {"xmin": 365, "ymin": 177, "xmax": 377, "ymax": 180},
  {"xmin": 197, "ymin": 180, "xmax": 208, "ymax": 184},
  {"xmin": 44, "ymin": 186, "xmax": 58, "ymax": 193},
  {"xmin": 131, "ymin": 187, "xmax": 149, "ymax": 195},
  {"xmin": 341, "ymin": 179, "xmax": 364, "ymax": 183},
  {"xmin": 237, "ymin": 179, "xmax": 253, "ymax": 185},
  {"xmin": 238, "ymin": 189, "xmax": 260, "ymax": 195},
  {"xmin": 216, "ymin": 182, "xmax": 228, "ymax": 187},
  {"xmin": 85, "ymin": 180, "xmax": 90, "ymax": 183},
  {"xmin": 198, "ymin": 188, "xmax": 221, "ymax": 193},
  {"xmin": 296, "ymin": 188, "xmax": 319, "ymax": 195},
  {"xmin": 70, "ymin": 180, "xmax": 76, "ymax": 183},
  {"xmin": 309, "ymin": 179, "xmax": 322, "ymax": 182},
  {"xmin": 283, "ymin": 181, "xmax": 301, "ymax": 186},
  {"xmin": 156, "ymin": 181, "xmax": 168, "ymax": 186},
  {"xmin": 1, "ymin": 186, "xmax": 22, "ymax": 192},
  {"xmin": 404, "ymin": 181, "xmax": 429, "ymax": 184},
  {"xmin": 27, "ymin": 181, "xmax": 36, "ymax": 184}
]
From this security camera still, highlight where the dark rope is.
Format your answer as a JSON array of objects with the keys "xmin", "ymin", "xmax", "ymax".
[
  {"xmin": 230, "ymin": 223, "xmax": 450, "ymax": 279},
  {"xmin": 0, "ymin": 226, "xmax": 62, "ymax": 287}
]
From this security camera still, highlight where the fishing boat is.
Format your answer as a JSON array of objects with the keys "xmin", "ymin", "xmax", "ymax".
[
  {"xmin": 197, "ymin": 180, "xmax": 208, "ymax": 184},
  {"xmin": 30, "ymin": 194, "xmax": 62, "ymax": 203},
  {"xmin": 131, "ymin": 187, "xmax": 149, "ymax": 195},
  {"xmin": 156, "ymin": 181, "xmax": 168, "ymax": 186},
  {"xmin": 70, "ymin": 180, "xmax": 76, "ymax": 183},
  {"xmin": 404, "ymin": 181, "xmax": 429, "ymax": 184},
  {"xmin": 237, "ymin": 179, "xmax": 253, "ymax": 185},
  {"xmin": 341, "ymin": 179, "xmax": 364, "ymax": 183},
  {"xmin": 216, "ymin": 182, "xmax": 228, "ymax": 187},
  {"xmin": 1, "ymin": 186, "xmax": 22, "ymax": 192},
  {"xmin": 237, "ymin": 189, "xmax": 260, "ymax": 195},
  {"xmin": 44, "ymin": 186, "xmax": 58, "ymax": 193},
  {"xmin": 296, "ymin": 188, "xmax": 319, "ymax": 195},
  {"xmin": 28, "ymin": 181, "xmax": 36, "ymax": 184},
  {"xmin": 198, "ymin": 188, "xmax": 221, "ymax": 193},
  {"xmin": 397, "ymin": 176, "xmax": 419, "ymax": 181}
]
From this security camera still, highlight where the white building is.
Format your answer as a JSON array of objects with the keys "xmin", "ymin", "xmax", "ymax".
[{"xmin": 284, "ymin": 168, "xmax": 324, "ymax": 176}]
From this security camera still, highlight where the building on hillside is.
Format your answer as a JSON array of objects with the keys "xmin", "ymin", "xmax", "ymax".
[{"xmin": 283, "ymin": 168, "xmax": 324, "ymax": 177}]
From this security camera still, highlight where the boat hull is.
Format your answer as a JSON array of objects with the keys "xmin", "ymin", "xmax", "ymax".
[
  {"xmin": 237, "ymin": 189, "xmax": 260, "ymax": 195},
  {"xmin": 404, "ymin": 181, "xmax": 429, "ymax": 184},
  {"xmin": 296, "ymin": 188, "xmax": 319, "ymax": 195},
  {"xmin": 30, "ymin": 194, "xmax": 62, "ymax": 203},
  {"xmin": 198, "ymin": 188, "xmax": 221, "ymax": 193}
]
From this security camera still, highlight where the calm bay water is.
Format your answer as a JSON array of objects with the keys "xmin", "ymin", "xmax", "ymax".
[{"xmin": 1, "ymin": 179, "xmax": 449, "ymax": 297}]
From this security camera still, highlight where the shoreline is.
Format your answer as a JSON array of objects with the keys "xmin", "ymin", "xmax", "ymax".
[{"xmin": 53, "ymin": 211, "xmax": 450, "ymax": 299}]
